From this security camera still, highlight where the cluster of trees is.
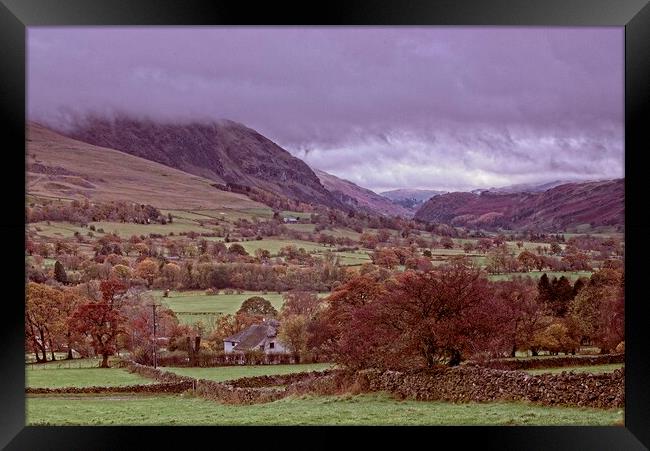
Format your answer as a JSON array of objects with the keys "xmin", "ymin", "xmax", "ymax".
[
  {"xmin": 30, "ymin": 253, "xmax": 351, "ymax": 293},
  {"xmin": 27, "ymin": 200, "xmax": 167, "ymax": 225},
  {"xmin": 484, "ymin": 247, "xmax": 593, "ymax": 274},
  {"xmin": 26, "ymin": 259, "xmax": 623, "ymax": 371},
  {"xmin": 26, "ymin": 280, "xmax": 178, "ymax": 367},
  {"xmin": 300, "ymin": 260, "xmax": 624, "ymax": 370}
]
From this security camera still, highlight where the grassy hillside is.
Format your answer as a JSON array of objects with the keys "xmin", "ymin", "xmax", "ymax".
[{"xmin": 27, "ymin": 122, "xmax": 266, "ymax": 211}]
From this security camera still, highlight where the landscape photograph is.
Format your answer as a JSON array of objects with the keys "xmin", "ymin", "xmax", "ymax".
[{"xmin": 25, "ymin": 26, "xmax": 624, "ymax": 426}]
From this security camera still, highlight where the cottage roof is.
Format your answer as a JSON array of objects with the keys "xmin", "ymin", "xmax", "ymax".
[{"xmin": 223, "ymin": 321, "xmax": 279, "ymax": 351}]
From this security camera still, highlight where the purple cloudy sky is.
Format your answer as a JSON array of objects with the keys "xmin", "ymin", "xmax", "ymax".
[{"xmin": 27, "ymin": 27, "xmax": 623, "ymax": 192}]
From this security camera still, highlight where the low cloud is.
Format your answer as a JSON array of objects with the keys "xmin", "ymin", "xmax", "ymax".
[{"xmin": 28, "ymin": 27, "xmax": 623, "ymax": 192}]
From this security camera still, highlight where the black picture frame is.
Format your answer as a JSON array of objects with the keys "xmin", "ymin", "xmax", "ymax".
[{"xmin": 1, "ymin": 0, "xmax": 648, "ymax": 449}]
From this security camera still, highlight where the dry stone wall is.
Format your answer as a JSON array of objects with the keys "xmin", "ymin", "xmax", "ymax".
[
  {"xmin": 287, "ymin": 366, "xmax": 624, "ymax": 409},
  {"xmin": 85, "ymin": 360, "xmax": 624, "ymax": 409},
  {"xmin": 471, "ymin": 353, "xmax": 624, "ymax": 371}
]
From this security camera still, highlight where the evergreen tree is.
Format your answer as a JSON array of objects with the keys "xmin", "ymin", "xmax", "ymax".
[{"xmin": 54, "ymin": 260, "xmax": 67, "ymax": 284}]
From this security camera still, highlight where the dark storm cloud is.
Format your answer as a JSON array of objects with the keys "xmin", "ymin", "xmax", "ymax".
[{"xmin": 27, "ymin": 27, "xmax": 623, "ymax": 192}]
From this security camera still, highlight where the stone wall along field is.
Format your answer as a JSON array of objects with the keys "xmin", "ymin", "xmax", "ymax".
[
  {"xmin": 471, "ymin": 353, "xmax": 624, "ymax": 371},
  {"xmin": 287, "ymin": 366, "xmax": 624, "ymax": 409}
]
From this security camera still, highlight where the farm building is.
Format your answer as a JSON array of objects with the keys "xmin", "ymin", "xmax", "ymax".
[
  {"xmin": 223, "ymin": 319, "xmax": 288, "ymax": 354},
  {"xmin": 283, "ymin": 216, "xmax": 298, "ymax": 223}
]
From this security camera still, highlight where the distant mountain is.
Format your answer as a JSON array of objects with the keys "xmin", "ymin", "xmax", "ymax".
[
  {"xmin": 313, "ymin": 169, "xmax": 411, "ymax": 217},
  {"xmin": 55, "ymin": 115, "xmax": 344, "ymax": 210},
  {"xmin": 414, "ymin": 179, "xmax": 624, "ymax": 232},
  {"xmin": 26, "ymin": 122, "xmax": 266, "ymax": 210},
  {"xmin": 380, "ymin": 189, "xmax": 446, "ymax": 210}
]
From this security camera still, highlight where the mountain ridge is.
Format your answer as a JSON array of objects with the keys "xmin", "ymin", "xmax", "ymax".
[
  {"xmin": 414, "ymin": 178, "xmax": 624, "ymax": 232},
  {"xmin": 52, "ymin": 114, "xmax": 344, "ymax": 210},
  {"xmin": 313, "ymin": 169, "xmax": 411, "ymax": 217}
]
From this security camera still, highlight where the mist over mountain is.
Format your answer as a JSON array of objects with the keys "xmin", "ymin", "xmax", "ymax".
[
  {"xmin": 380, "ymin": 189, "xmax": 447, "ymax": 210},
  {"xmin": 54, "ymin": 114, "xmax": 344, "ymax": 210}
]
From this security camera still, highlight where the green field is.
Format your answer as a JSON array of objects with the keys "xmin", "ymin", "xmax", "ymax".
[
  {"xmin": 161, "ymin": 209, "xmax": 222, "ymax": 222},
  {"xmin": 321, "ymin": 251, "xmax": 371, "ymax": 266},
  {"xmin": 162, "ymin": 363, "xmax": 333, "ymax": 382},
  {"xmin": 89, "ymin": 219, "xmax": 214, "ymax": 237},
  {"xmin": 29, "ymin": 222, "xmax": 95, "ymax": 239},
  {"xmin": 235, "ymin": 239, "xmax": 329, "ymax": 255},
  {"xmin": 284, "ymin": 223, "xmax": 317, "ymax": 233},
  {"xmin": 155, "ymin": 290, "xmax": 329, "ymax": 330},
  {"xmin": 26, "ymin": 392, "xmax": 623, "ymax": 425},
  {"xmin": 174, "ymin": 312, "xmax": 222, "ymax": 329},
  {"xmin": 156, "ymin": 290, "xmax": 286, "ymax": 315},
  {"xmin": 524, "ymin": 364, "xmax": 623, "ymax": 375},
  {"xmin": 26, "ymin": 366, "xmax": 153, "ymax": 388},
  {"xmin": 191, "ymin": 207, "xmax": 274, "ymax": 222},
  {"xmin": 25, "ymin": 357, "xmax": 121, "ymax": 368}
]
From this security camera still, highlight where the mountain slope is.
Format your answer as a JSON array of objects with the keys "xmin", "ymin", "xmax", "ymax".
[
  {"xmin": 55, "ymin": 115, "xmax": 342, "ymax": 209},
  {"xmin": 414, "ymin": 179, "xmax": 624, "ymax": 231},
  {"xmin": 27, "ymin": 122, "xmax": 267, "ymax": 210},
  {"xmin": 380, "ymin": 189, "xmax": 446, "ymax": 210},
  {"xmin": 313, "ymin": 169, "xmax": 411, "ymax": 217}
]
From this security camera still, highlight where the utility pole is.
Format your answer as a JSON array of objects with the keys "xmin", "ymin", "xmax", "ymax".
[{"xmin": 150, "ymin": 303, "xmax": 159, "ymax": 369}]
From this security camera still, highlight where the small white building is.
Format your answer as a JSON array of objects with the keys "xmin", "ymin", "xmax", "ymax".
[
  {"xmin": 223, "ymin": 319, "xmax": 288, "ymax": 354},
  {"xmin": 283, "ymin": 217, "xmax": 298, "ymax": 223}
]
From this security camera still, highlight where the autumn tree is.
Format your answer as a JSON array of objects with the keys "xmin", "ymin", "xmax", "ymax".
[
  {"xmin": 359, "ymin": 232, "xmax": 379, "ymax": 249},
  {"xmin": 160, "ymin": 262, "xmax": 181, "ymax": 289},
  {"xmin": 278, "ymin": 314, "xmax": 309, "ymax": 362},
  {"xmin": 517, "ymin": 251, "xmax": 539, "ymax": 272},
  {"xmin": 57, "ymin": 287, "xmax": 87, "ymax": 359},
  {"xmin": 372, "ymin": 261, "xmax": 494, "ymax": 368},
  {"xmin": 569, "ymin": 269, "xmax": 624, "ymax": 353},
  {"xmin": 110, "ymin": 264, "xmax": 132, "ymax": 283},
  {"xmin": 491, "ymin": 279, "xmax": 545, "ymax": 357},
  {"xmin": 68, "ymin": 279, "xmax": 127, "ymax": 367},
  {"xmin": 280, "ymin": 291, "xmax": 322, "ymax": 319},
  {"xmin": 532, "ymin": 320, "xmax": 580, "ymax": 355},
  {"xmin": 321, "ymin": 275, "xmax": 387, "ymax": 369},
  {"xmin": 371, "ymin": 248, "xmax": 400, "ymax": 269},
  {"xmin": 25, "ymin": 282, "xmax": 63, "ymax": 362},
  {"xmin": 228, "ymin": 243, "xmax": 249, "ymax": 256},
  {"xmin": 121, "ymin": 293, "xmax": 178, "ymax": 365},
  {"xmin": 237, "ymin": 296, "xmax": 278, "ymax": 317},
  {"xmin": 135, "ymin": 258, "xmax": 159, "ymax": 288}
]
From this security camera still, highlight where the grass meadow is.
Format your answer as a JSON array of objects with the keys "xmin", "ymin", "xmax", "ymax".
[
  {"xmin": 155, "ymin": 290, "xmax": 286, "ymax": 315},
  {"xmin": 26, "ymin": 392, "xmax": 623, "ymax": 426},
  {"xmin": 26, "ymin": 367, "xmax": 152, "ymax": 388},
  {"xmin": 163, "ymin": 363, "xmax": 333, "ymax": 382}
]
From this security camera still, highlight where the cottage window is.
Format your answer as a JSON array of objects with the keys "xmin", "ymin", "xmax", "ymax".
[
  {"xmin": 230, "ymin": 342, "xmax": 236, "ymax": 346},
  {"xmin": 269, "ymin": 342, "xmax": 275, "ymax": 349},
  {"xmin": 259, "ymin": 344, "xmax": 265, "ymax": 350}
]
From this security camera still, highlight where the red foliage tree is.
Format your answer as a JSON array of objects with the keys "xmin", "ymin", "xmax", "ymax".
[
  {"xmin": 322, "ymin": 260, "xmax": 495, "ymax": 369},
  {"xmin": 68, "ymin": 279, "xmax": 127, "ymax": 367}
]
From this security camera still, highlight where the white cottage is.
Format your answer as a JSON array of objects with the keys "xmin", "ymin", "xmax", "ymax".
[{"xmin": 223, "ymin": 319, "xmax": 288, "ymax": 354}]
